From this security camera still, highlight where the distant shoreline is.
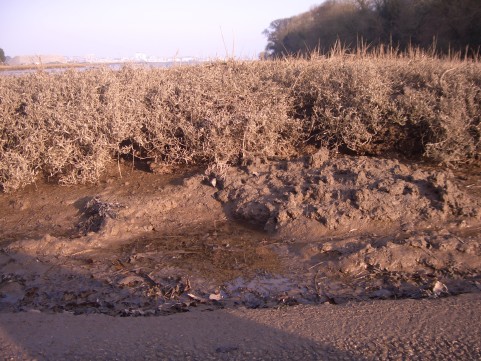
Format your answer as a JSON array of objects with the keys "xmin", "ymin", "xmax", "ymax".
[
  {"xmin": 0, "ymin": 62, "xmax": 114, "ymax": 72},
  {"xmin": 0, "ymin": 60, "xmax": 202, "ymax": 73}
]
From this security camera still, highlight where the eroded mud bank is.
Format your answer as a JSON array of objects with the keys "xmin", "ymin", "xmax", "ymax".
[{"xmin": 1, "ymin": 155, "xmax": 480, "ymax": 315}]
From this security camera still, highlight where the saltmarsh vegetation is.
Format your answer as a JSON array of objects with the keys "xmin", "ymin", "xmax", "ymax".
[{"xmin": 0, "ymin": 49, "xmax": 480, "ymax": 192}]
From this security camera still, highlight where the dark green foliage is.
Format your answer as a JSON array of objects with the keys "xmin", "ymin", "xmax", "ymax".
[{"xmin": 264, "ymin": 0, "xmax": 481, "ymax": 57}]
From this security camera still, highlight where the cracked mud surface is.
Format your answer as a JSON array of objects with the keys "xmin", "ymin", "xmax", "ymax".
[{"xmin": 1, "ymin": 154, "xmax": 481, "ymax": 317}]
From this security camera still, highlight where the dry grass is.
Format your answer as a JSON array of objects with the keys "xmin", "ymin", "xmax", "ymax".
[{"xmin": 1, "ymin": 53, "xmax": 480, "ymax": 192}]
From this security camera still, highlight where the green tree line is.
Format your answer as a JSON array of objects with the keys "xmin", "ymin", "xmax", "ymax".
[{"xmin": 263, "ymin": 0, "xmax": 481, "ymax": 57}]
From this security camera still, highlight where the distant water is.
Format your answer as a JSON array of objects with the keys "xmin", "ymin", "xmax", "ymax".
[{"xmin": 0, "ymin": 61, "xmax": 200, "ymax": 76}]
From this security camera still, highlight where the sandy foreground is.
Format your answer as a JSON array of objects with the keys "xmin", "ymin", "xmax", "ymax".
[
  {"xmin": 1, "ymin": 153, "xmax": 480, "ymax": 359},
  {"xmin": 1, "ymin": 293, "xmax": 480, "ymax": 360}
]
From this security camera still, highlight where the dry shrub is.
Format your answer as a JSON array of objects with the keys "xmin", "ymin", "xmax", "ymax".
[
  {"xmin": 0, "ymin": 56, "xmax": 480, "ymax": 192},
  {"xmin": 289, "ymin": 57, "xmax": 399, "ymax": 153},
  {"xmin": 137, "ymin": 62, "xmax": 300, "ymax": 165},
  {"xmin": 291, "ymin": 56, "xmax": 481, "ymax": 162},
  {"xmin": 402, "ymin": 63, "xmax": 481, "ymax": 163}
]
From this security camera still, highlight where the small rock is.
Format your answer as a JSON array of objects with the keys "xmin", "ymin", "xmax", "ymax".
[
  {"xmin": 209, "ymin": 291, "xmax": 226, "ymax": 301},
  {"xmin": 433, "ymin": 281, "xmax": 449, "ymax": 297},
  {"xmin": 209, "ymin": 177, "xmax": 217, "ymax": 188}
]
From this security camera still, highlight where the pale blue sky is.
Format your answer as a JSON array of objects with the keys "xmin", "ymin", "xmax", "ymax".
[{"xmin": 0, "ymin": 0, "xmax": 320, "ymax": 59}]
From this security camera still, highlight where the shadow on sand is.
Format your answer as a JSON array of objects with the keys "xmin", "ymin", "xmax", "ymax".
[{"xmin": 0, "ymin": 250, "xmax": 365, "ymax": 360}]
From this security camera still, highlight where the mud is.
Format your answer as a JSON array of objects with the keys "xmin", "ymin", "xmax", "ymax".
[
  {"xmin": 0, "ymin": 155, "xmax": 480, "ymax": 316},
  {"xmin": 215, "ymin": 150, "xmax": 479, "ymax": 238}
]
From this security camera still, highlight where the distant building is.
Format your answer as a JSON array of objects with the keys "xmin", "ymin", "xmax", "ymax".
[
  {"xmin": 134, "ymin": 53, "xmax": 148, "ymax": 62},
  {"xmin": 66, "ymin": 56, "xmax": 87, "ymax": 63},
  {"xmin": 85, "ymin": 54, "xmax": 96, "ymax": 63}
]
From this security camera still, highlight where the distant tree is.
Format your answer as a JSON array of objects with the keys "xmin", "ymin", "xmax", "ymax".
[
  {"xmin": 264, "ymin": 0, "xmax": 481, "ymax": 58},
  {"xmin": 263, "ymin": 0, "xmax": 382, "ymax": 57},
  {"xmin": 263, "ymin": 18, "xmax": 291, "ymax": 57},
  {"xmin": 420, "ymin": 0, "xmax": 481, "ymax": 52},
  {"xmin": 0, "ymin": 48, "xmax": 5, "ymax": 63}
]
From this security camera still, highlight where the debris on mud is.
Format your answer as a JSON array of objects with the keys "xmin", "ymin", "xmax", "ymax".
[
  {"xmin": 304, "ymin": 229, "xmax": 481, "ymax": 304},
  {"xmin": 78, "ymin": 196, "xmax": 124, "ymax": 234}
]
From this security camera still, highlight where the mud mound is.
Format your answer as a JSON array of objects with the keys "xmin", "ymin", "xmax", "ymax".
[{"xmin": 215, "ymin": 152, "xmax": 479, "ymax": 238}]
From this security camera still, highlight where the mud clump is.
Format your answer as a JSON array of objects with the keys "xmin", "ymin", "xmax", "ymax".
[{"xmin": 215, "ymin": 152, "xmax": 479, "ymax": 237}]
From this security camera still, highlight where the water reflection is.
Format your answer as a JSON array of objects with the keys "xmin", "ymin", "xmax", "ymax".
[{"xmin": 0, "ymin": 61, "xmax": 199, "ymax": 76}]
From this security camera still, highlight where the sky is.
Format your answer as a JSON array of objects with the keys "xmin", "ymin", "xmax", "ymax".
[{"xmin": 0, "ymin": 0, "xmax": 320, "ymax": 59}]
